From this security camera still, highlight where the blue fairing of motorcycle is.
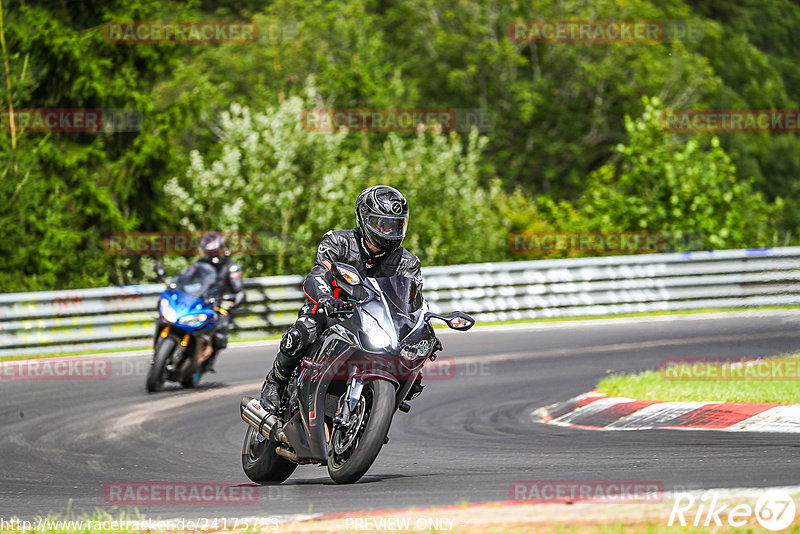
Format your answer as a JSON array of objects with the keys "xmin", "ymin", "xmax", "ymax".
[
  {"xmin": 157, "ymin": 289, "xmax": 217, "ymax": 334},
  {"xmin": 155, "ymin": 261, "xmax": 218, "ymax": 339}
]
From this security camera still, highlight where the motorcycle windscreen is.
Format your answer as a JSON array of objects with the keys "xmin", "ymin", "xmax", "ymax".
[
  {"xmin": 172, "ymin": 289, "xmax": 204, "ymax": 312},
  {"xmin": 374, "ymin": 276, "xmax": 414, "ymax": 312},
  {"xmin": 175, "ymin": 261, "xmax": 217, "ymax": 297},
  {"xmin": 373, "ymin": 276, "xmax": 419, "ymax": 341}
]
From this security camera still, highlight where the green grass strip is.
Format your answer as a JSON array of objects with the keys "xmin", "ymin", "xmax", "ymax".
[{"xmin": 598, "ymin": 353, "xmax": 800, "ymax": 404}]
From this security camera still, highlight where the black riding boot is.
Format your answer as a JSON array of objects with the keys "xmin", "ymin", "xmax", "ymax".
[{"xmin": 260, "ymin": 361, "xmax": 290, "ymax": 414}]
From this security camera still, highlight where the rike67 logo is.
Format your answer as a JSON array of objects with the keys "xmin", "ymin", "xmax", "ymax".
[{"xmin": 669, "ymin": 489, "xmax": 796, "ymax": 531}]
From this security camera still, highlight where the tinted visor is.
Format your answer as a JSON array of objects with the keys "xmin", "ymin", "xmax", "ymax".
[
  {"xmin": 366, "ymin": 214, "xmax": 407, "ymax": 238},
  {"xmin": 200, "ymin": 235, "xmax": 223, "ymax": 256}
]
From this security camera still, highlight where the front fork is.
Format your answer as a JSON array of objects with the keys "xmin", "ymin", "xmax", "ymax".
[
  {"xmin": 169, "ymin": 333, "xmax": 191, "ymax": 372},
  {"xmin": 333, "ymin": 369, "xmax": 363, "ymax": 429},
  {"xmin": 154, "ymin": 325, "xmax": 190, "ymax": 372}
]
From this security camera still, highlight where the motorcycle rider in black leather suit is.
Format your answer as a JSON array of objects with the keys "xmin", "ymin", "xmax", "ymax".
[{"xmin": 260, "ymin": 185, "xmax": 434, "ymax": 413}]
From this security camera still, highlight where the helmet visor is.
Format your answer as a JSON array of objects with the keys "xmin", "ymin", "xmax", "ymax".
[
  {"xmin": 201, "ymin": 240, "xmax": 221, "ymax": 256},
  {"xmin": 366, "ymin": 214, "xmax": 407, "ymax": 238},
  {"xmin": 200, "ymin": 234, "xmax": 226, "ymax": 256}
]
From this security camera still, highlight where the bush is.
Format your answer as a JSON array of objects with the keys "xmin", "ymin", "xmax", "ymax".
[{"xmin": 165, "ymin": 84, "xmax": 514, "ymax": 276}]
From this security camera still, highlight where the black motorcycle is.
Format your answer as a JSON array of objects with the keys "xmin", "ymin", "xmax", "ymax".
[{"xmin": 239, "ymin": 262, "xmax": 474, "ymax": 484}]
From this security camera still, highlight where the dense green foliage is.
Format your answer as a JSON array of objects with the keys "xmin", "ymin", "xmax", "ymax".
[
  {"xmin": 579, "ymin": 97, "xmax": 779, "ymax": 248},
  {"xmin": 1, "ymin": 0, "xmax": 798, "ymax": 291}
]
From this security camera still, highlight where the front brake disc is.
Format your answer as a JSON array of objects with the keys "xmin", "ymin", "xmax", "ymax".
[{"xmin": 333, "ymin": 397, "xmax": 365, "ymax": 454}]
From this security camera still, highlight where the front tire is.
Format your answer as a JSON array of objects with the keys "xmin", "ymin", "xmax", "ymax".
[
  {"xmin": 241, "ymin": 426, "xmax": 297, "ymax": 483},
  {"xmin": 327, "ymin": 379, "xmax": 395, "ymax": 484},
  {"xmin": 146, "ymin": 337, "xmax": 176, "ymax": 393}
]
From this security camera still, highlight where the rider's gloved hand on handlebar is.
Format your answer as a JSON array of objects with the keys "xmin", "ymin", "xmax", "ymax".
[
  {"xmin": 317, "ymin": 296, "xmax": 355, "ymax": 316},
  {"xmin": 428, "ymin": 336, "xmax": 443, "ymax": 360}
]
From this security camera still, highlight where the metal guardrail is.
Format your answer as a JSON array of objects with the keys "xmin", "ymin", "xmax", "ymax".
[{"xmin": 2, "ymin": 247, "xmax": 800, "ymax": 356}]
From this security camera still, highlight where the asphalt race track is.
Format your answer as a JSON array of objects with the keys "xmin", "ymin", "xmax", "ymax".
[{"xmin": 2, "ymin": 311, "xmax": 800, "ymax": 520}]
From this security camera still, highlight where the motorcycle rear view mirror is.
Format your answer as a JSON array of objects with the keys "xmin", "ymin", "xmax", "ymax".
[
  {"xmin": 332, "ymin": 263, "xmax": 362, "ymax": 286},
  {"xmin": 331, "ymin": 262, "xmax": 368, "ymax": 301},
  {"xmin": 425, "ymin": 311, "xmax": 476, "ymax": 331}
]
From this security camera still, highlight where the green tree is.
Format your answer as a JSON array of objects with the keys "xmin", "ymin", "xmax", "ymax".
[
  {"xmin": 165, "ymin": 85, "xmax": 512, "ymax": 275},
  {"xmin": 0, "ymin": 0, "xmax": 188, "ymax": 290},
  {"xmin": 578, "ymin": 97, "xmax": 780, "ymax": 249}
]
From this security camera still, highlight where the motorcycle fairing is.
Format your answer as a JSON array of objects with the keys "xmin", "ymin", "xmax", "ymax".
[{"xmin": 286, "ymin": 275, "xmax": 433, "ymax": 462}]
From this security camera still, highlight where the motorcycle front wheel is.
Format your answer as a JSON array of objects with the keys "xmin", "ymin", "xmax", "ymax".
[
  {"xmin": 145, "ymin": 336, "xmax": 176, "ymax": 393},
  {"xmin": 327, "ymin": 379, "xmax": 395, "ymax": 484}
]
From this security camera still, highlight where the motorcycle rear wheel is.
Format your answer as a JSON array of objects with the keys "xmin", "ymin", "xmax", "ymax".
[
  {"xmin": 327, "ymin": 379, "xmax": 395, "ymax": 484},
  {"xmin": 241, "ymin": 425, "xmax": 297, "ymax": 483}
]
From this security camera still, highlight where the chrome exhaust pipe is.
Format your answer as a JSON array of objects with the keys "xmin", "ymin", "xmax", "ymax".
[
  {"xmin": 275, "ymin": 446, "xmax": 320, "ymax": 465},
  {"xmin": 240, "ymin": 396, "xmax": 289, "ymax": 445}
]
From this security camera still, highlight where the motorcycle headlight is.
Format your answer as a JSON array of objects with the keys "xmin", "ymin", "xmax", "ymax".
[
  {"xmin": 362, "ymin": 312, "xmax": 391, "ymax": 349},
  {"xmin": 159, "ymin": 298, "xmax": 177, "ymax": 323},
  {"xmin": 178, "ymin": 313, "xmax": 208, "ymax": 325},
  {"xmin": 401, "ymin": 338, "xmax": 433, "ymax": 361}
]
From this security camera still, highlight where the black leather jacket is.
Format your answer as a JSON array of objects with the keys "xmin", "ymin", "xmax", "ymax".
[
  {"xmin": 302, "ymin": 228, "xmax": 423, "ymax": 312},
  {"xmin": 197, "ymin": 256, "xmax": 246, "ymax": 308}
]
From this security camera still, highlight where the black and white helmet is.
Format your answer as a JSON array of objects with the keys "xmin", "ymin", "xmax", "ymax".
[
  {"xmin": 355, "ymin": 185, "xmax": 409, "ymax": 254},
  {"xmin": 198, "ymin": 232, "xmax": 230, "ymax": 264}
]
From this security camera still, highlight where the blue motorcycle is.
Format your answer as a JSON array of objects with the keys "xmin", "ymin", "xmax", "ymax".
[{"xmin": 146, "ymin": 262, "xmax": 229, "ymax": 392}]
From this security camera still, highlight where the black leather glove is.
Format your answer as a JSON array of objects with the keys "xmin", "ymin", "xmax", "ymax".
[
  {"xmin": 317, "ymin": 296, "xmax": 355, "ymax": 316},
  {"xmin": 429, "ymin": 336, "xmax": 443, "ymax": 360}
]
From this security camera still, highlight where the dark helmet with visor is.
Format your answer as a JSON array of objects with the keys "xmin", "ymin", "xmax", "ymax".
[
  {"xmin": 198, "ymin": 231, "xmax": 230, "ymax": 264},
  {"xmin": 355, "ymin": 185, "xmax": 409, "ymax": 254}
]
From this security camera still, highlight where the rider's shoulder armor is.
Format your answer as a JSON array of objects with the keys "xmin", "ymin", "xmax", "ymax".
[{"xmin": 317, "ymin": 228, "xmax": 421, "ymax": 284}]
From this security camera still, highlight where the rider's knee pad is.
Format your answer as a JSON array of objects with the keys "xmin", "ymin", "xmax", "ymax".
[{"xmin": 279, "ymin": 322, "xmax": 310, "ymax": 358}]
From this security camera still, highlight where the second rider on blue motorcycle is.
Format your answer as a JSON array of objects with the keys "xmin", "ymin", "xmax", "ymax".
[{"xmin": 194, "ymin": 232, "xmax": 246, "ymax": 371}]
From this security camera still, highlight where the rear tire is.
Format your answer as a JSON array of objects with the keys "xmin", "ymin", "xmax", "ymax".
[
  {"xmin": 241, "ymin": 426, "xmax": 297, "ymax": 483},
  {"xmin": 146, "ymin": 337, "xmax": 176, "ymax": 393},
  {"xmin": 327, "ymin": 379, "xmax": 395, "ymax": 484}
]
